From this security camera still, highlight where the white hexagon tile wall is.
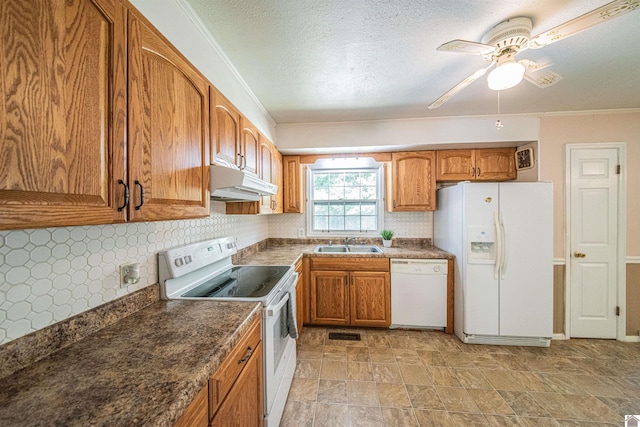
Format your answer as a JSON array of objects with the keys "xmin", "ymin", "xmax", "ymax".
[{"xmin": 0, "ymin": 202, "xmax": 268, "ymax": 345}]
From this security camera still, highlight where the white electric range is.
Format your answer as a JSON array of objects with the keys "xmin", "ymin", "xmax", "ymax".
[{"xmin": 158, "ymin": 237, "xmax": 298, "ymax": 427}]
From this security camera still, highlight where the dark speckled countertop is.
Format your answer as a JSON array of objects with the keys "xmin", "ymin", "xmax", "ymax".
[
  {"xmin": 0, "ymin": 300, "xmax": 261, "ymax": 427},
  {"xmin": 234, "ymin": 238, "xmax": 453, "ymax": 266}
]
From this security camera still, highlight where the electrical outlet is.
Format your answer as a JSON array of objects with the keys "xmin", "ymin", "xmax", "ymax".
[
  {"xmin": 120, "ymin": 263, "xmax": 140, "ymax": 287},
  {"xmin": 297, "ymin": 228, "xmax": 304, "ymax": 238},
  {"xmin": 400, "ymin": 230, "xmax": 408, "ymax": 237}
]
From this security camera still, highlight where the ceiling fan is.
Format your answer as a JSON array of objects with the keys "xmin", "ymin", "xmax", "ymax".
[{"xmin": 427, "ymin": 0, "xmax": 639, "ymax": 109}]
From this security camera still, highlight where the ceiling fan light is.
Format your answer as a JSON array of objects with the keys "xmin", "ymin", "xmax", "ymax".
[{"xmin": 487, "ymin": 61, "xmax": 525, "ymax": 90}]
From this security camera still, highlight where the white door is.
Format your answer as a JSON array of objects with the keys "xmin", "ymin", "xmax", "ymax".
[
  {"xmin": 569, "ymin": 148, "xmax": 619, "ymax": 338},
  {"xmin": 498, "ymin": 183, "xmax": 553, "ymax": 338}
]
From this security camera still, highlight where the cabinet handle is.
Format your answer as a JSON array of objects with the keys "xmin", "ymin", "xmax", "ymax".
[
  {"xmin": 393, "ymin": 200, "xmax": 396, "ymax": 208},
  {"xmin": 471, "ymin": 167, "xmax": 476, "ymax": 177},
  {"xmin": 117, "ymin": 179, "xmax": 129, "ymax": 212},
  {"xmin": 134, "ymin": 180, "xmax": 145, "ymax": 210},
  {"xmin": 238, "ymin": 346, "xmax": 253, "ymax": 364},
  {"xmin": 242, "ymin": 155, "xmax": 247, "ymax": 170},
  {"xmin": 477, "ymin": 167, "xmax": 481, "ymax": 177},
  {"xmin": 237, "ymin": 153, "xmax": 243, "ymax": 169}
]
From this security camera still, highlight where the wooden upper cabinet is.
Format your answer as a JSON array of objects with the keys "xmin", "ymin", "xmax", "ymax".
[
  {"xmin": 283, "ymin": 156, "xmax": 305, "ymax": 213},
  {"xmin": 271, "ymin": 146, "xmax": 283, "ymax": 213},
  {"xmin": 0, "ymin": 0, "xmax": 127, "ymax": 229},
  {"xmin": 436, "ymin": 149, "xmax": 475, "ymax": 181},
  {"xmin": 387, "ymin": 151, "xmax": 436, "ymax": 212},
  {"xmin": 258, "ymin": 137, "xmax": 273, "ymax": 213},
  {"xmin": 210, "ymin": 88, "xmax": 240, "ymax": 166},
  {"xmin": 239, "ymin": 117, "xmax": 259, "ymax": 175},
  {"xmin": 474, "ymin": 148, "xmax": 516, "ymax": 181},
  {"xmin": 437, "ymin": 148, "xmax": 516, "ymax": 182},
  {"xmin": 127, "ymin": 8, "xmax": 210, "ymax": 221}
]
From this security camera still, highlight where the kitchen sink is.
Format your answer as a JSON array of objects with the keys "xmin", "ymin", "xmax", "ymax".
[
  {"xmin": 314, "ymin": 245, "xmax": 349, "ymax": 253},
  {"xmin": 346, "ymin": 246, "xmax": 383, "ymax": 253},
  {"xmin": 313, "ymin": 245, "xmax": 383, "ymax": 253}
]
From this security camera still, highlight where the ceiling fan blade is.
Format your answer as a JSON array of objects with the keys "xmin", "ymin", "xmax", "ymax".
[
  {"xmin": 528, "ymin": 0, "xmax": 639, "ymax": 49},
  {"xmin": 436, "ymin": 39, "xmax": 496, "ymax": 55},
  {"xmin": 428, "ymin": 63, "xmax": 495, "ymax": 109},
  {"xmin": 524, "ymin": 70, "xmax": 563, "ymax": 88}
]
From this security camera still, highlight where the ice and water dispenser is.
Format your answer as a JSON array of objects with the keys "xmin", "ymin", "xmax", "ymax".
[{"xmin": 467, "ymin": 226, "xmax": 496, "ymax": 263}]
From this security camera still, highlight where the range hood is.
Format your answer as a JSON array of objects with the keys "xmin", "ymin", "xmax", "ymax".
[{"xmin": 210, "ymin": 164, "xmax": 277, "ymax": 202}]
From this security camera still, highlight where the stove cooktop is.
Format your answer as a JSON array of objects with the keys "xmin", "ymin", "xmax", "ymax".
[{"xmin": 182, "ymin": 265, "xmax": 291, "ymax": 299}]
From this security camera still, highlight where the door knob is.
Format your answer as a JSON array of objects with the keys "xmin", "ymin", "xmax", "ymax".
[{"xmin": 574, "ymin": 251, "xmax": 586, "ymax": 258}]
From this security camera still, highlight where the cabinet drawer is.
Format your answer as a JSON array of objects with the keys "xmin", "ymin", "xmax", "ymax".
[
  {"xmin": 209, "ymin": 316, "xmax": 261, "ymax": 417},
  {"xmin": 310, "ymin": 257, "xmax": 389, "ymax": 272}
]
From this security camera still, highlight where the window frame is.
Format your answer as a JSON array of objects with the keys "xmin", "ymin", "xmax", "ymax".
[{"xmin": 305, "ymin": 165, "xmax": 384, "ymax": 237}]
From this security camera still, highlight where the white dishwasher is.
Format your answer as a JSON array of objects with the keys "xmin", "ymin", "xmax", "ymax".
[{"xmin": 391, "ymin": 259, "xmax": 448, "ymax": 329}]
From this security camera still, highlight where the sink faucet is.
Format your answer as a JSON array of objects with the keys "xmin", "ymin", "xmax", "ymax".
[{"xmin": 344, "ymin": 236, "xmax": 356, "ymax": 246}]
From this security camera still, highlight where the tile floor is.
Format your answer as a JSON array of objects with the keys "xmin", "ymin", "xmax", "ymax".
[{"xmin": 281, "ymin": 326, "xmax": 640, "ymax": 426}]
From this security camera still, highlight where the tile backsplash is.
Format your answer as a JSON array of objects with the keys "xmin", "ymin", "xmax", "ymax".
[
  {"xmin": 1, "ymin": 208, "xmax": 431, "ymax": 345},
  {"xmin": 269, "ymin": 211, "xmax": 433, "ymax": 239},
  {"xmin": 0, "ymin": 202, "xmax": 268, "ymax": 345}
]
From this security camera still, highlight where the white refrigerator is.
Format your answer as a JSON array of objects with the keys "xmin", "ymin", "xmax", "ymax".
[{"xmin": 434, "ymin": 182, "xmax": 553, "ymax": 347}]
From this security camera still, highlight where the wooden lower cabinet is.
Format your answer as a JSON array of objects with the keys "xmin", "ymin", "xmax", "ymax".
[
  {"xmin": 350, "ymin": 272, "xmax": 391, "ymax": 327},
  {"xmin": 311, "ymin": 271, "xmax": 350, "ymax": 325},
  {"xmin": 209, "ymin": 316, "xmax": 262, "ymax": 424},
  {"xmin": 211, "ymin": 341, "xmax": 262, "ymax": 427},
  {"xmin": 174, "ymin": 385, "xmax": 208, "ymax": 427},
  {"xmin": 309, "ymin": 258, "xmax": 390, "ymax": 328},
  {"xmin": 294, "ymin": 259, "xmax": 305, "ymax": 336},
  {"xmin": 174, "ymin": 316, "xmax": 262, "ymax": 427}
]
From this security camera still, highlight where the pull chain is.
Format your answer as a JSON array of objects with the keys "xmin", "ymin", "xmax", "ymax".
[{"xmin": 495, "ymin": 91, "xmax": 503, "ymax": 130}]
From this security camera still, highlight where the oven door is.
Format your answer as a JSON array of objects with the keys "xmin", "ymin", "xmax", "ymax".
[{"xmin": 263, "ymin": 273, "xmax": 298, "ymax": 424}]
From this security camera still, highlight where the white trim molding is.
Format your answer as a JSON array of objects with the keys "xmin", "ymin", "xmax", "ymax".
[
  {"xmin": 624, "ymin": 336, "xmax": 640, "ymax": 343},
  {"xmin": 553, "ymin": 258, "xmax": 566, "ymax": 265},
  {"xmin": 626, "ymin": 256, "xmax": 640, "ymax": 264},
  {"xmin": 552, "ymin": 334, "xmax": 567, "ymax": 340}
]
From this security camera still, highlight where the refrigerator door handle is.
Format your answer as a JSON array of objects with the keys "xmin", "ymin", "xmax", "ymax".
[
  {"xmin": 500, "ymin": 213, "xmax": 508, "ymax": 279},
  {"xmin": 494, "ymin": 211, "xmax": 502, "ymax": 279}
]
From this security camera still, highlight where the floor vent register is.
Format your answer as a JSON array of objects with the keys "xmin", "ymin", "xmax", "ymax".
[{"xmin": 328, "ymin": 332, "xmax": 361, "ymax": 341}]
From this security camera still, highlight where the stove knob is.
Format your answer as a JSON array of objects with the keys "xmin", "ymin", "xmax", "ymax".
[
  {"xmin": 174, "ymin": 257, "xmax": 184, "ymax": 267},
  {"xmin": 184, "ymin": 255, "xmax": 193, "ymax": 264}
]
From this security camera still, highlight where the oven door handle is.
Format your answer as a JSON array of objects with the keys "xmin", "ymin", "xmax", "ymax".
[{"xmin": 266, "ymin": 292, "xmax": 290, "ymax": 317}]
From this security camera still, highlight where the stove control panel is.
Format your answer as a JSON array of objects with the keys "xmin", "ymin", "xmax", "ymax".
[{"xmin": 158, "ymin": 237, "xmax": 237, "ymax": 282}]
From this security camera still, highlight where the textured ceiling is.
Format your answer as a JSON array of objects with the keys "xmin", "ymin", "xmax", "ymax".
[{"xmin": 185, "ymin": 0, "xmax": 640, "ymax": 123}]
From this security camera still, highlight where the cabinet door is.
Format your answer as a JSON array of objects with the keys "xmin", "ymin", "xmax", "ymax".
[
  {"xmin": 174, "ymin": 385, "xmax": 208, "ymax": 427},
  {"xmin": 475, "ymin": 148, "xmax": 516, "ymax": 181},
  {"xmin": 210, "ymin": 89, "xmax": 241, "ymax": 166},
  {"xmin": 128, "ymin": 9, "xmax": 210, "ymax": 221},
  {"xmin": 0, "ymin": 0, "xmax": 127, "ymax": 229},
  {"xmin": 240, "ymin": 117, "xmax": 259, "ymax": 175},
  {"xmin": 211, "ymin": 341, "xmax": 263, "ymax": 427},
  {"xmin": 350, "ymin": 271, "xmax": 391, "ymax": 327},
  {"xmin": 310, "ymin": 271, "xmax": 349, "ymax": 325},
  {"xmin": 436, "ymin": 150, "xmax": 475, "ymax": 181},
  {"xmin": 294, "ymin": 260, "xmax": 304, "ymax": 336},
  {"xmin": 283, "ymin": 156, "xmax": 305, "ymax": 213},
  {"xmin": 388, "ymin": 151, "xmax": 436, "ymax": 211},
  {"xmin": 257, "ymin": 137, "xmax": 273, "ymax": 213},
  {"xmin": 271, "ymin": 146, "xmax": 283, "ymax": 214}
]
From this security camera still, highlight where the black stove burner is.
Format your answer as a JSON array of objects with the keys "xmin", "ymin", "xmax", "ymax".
[{"xmin": 183, "ymin": 265, "xmax": 290, "ymax": 299}]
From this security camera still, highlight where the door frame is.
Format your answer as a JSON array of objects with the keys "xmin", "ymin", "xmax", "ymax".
[{"xmin": 564, "ymin": 142, "xmax": 627, "ymax": 340}]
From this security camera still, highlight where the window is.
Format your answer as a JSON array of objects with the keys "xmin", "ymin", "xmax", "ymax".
[{"xmin": 307, "ymin": 166, "xmax": 383, "ymax": 235}]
